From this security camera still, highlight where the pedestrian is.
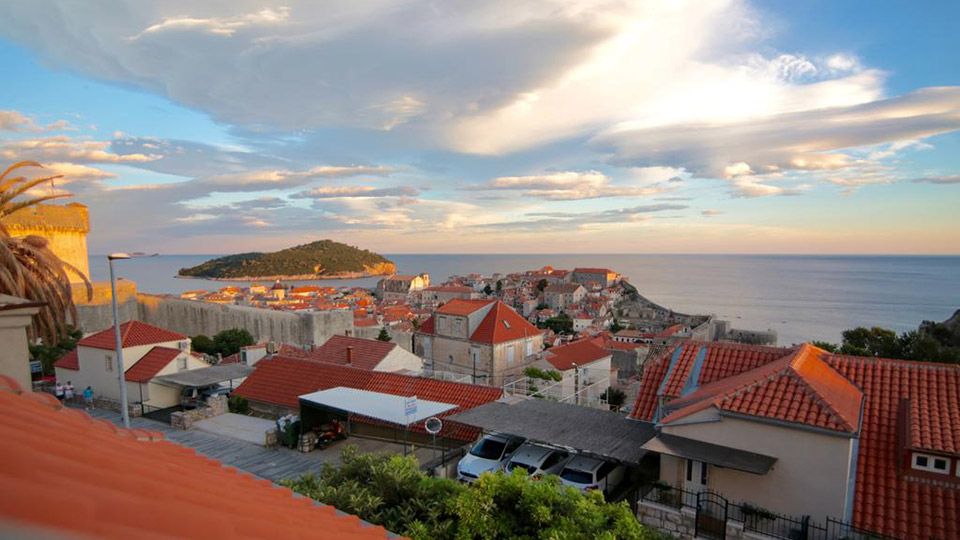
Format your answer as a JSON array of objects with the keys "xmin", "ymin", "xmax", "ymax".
[
  {"xmin": 54, "ymin": 382, "xmax": 65, "ymax": 402},
  {"xmin": 83, "ymin": 386, "xmax": 94, "ymax": 410},
  {"xmin": 64, "ymin": 381, "xmax": 75, "ymax": 403}
]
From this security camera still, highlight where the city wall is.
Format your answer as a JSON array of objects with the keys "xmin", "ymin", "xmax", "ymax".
[{"xmin": 76, "ymin": 285, "xmax": 353, "ymax": 347}]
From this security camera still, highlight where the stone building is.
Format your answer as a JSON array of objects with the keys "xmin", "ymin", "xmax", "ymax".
[
  {"xmin": 414, "ymin": 299, "xmax": 543, "ymax": 387},
  {"xmin": 0, "ymin": 202, "xmax": 90, "ymax": 283}
]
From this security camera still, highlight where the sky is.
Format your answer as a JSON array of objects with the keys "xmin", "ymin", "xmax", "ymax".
[{"xmin": 0, "ymin": 0, "xmax": 958, "ymax": 255}]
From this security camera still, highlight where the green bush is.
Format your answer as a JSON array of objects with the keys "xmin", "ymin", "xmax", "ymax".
[
  {"xmin": 524, "ymin": 366, "xmax": 562, "ymax": 382},
  {"xmin": 228, "ymin": 395, "xmax": 249, "ymax": 414},
  {"xmin": 283, "ymin": 446, "xmax": 657, "ymax": 540}
]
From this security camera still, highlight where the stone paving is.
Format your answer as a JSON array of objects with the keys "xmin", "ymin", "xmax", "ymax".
[{"xmin": 82, "ymin": 407, "xmax": 434, "ymax": 483}]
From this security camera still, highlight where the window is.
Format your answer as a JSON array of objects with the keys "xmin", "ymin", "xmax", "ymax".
[
  {"xmin": 506, "ymin": 347, "xmax": 516, "ymax": 365},
  {"xmin": 912, "ymin": 453, "xmax": 950, "ymax": 474},
  {"xmin": 104, "ymin": 355, "xmax": 113, "ymax": 372},
  {"xmin": 178, "ymin": 356, "xmax": 188, "ymax": 370}
]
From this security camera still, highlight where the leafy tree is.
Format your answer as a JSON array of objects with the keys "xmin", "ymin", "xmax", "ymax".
[
  {"xmin": 495, "ymin": 280, "xmax": 503, "ymax": 293},
  {"xmin": 30, "ymin": 326, "xmax": 82, "ymax": 376},
  {"xmin": 524, "ymin": 366, "xmax": 562, "ymax": 381},
  {"xmin": 451, "ymin": 470, "xmax": 648, "ymax": 540},
  {"xmin": 601, "ymin": 387, "xmax": 627, "ymax": 411},
  {"xmin": 536, "ymin": 278, "xmax": 548, "ymax": 292},
  {"xmin": 811, "ymin": 340, "xmax": 838, "ymax": 353},
  {"xmin": 377, "ymin": 327, "xmax": 392, "ymax": 342},
  {"xmin": 483, "ymin": 284, "xmax": 493, "ymax": 296},
  {"xmin": 541, "ymin": 313, "xmax": 573, "ymax": 335},
  {"xmin": 609, "ymin": 318, "xmax": 625, "ymax": 334},
  {"xmin": 0, "ymin": 161, "xmax": 91, "ymax": 344},
  {"xmin": 191, "ymin": 334, "xmax": 216, "ymax": 355},
  {"xmin": 212, "ymin": 328, "xmax": 255, "ymax": 356},
  {"xmin": 839, "ymin": 327, "xmax": 902, "ymax": 358},
  {"xmin": 228, "ymin": 395, "xmax": 249, "ymax": 414},
  {"xmin": 283, "ymin": 446, "xmax": 655, "ymax": 540}
]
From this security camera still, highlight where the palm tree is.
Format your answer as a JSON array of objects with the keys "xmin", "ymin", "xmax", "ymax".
[{"xmin": 0, "ymin": 161, "xmax": 91, "ymax": 344}]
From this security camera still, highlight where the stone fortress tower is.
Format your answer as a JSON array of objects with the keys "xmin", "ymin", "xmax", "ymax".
[{"xmin": 1, "ymin": 202, "xmax": 91, "ymax": 284}]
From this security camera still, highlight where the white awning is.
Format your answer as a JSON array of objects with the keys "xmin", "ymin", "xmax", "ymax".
[{"xmin": 298, "ymin": 387, "xmax": 457, "ymax": 425}]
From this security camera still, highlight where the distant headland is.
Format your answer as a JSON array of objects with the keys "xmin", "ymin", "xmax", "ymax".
[{"xmin": 176, "ymin": 240, "xmax": 396, "ymax": 281}]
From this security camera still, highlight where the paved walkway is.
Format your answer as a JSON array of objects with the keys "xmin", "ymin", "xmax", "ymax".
[
  {"xmin": 81, "ymin": 407, "xmax": 436, "ymax": 483},
  {"xmin": 83, "ymin": 408, "xmax": 333, "ymax": 482},
  {"xmin": 193, "ymin": 413, "xmax": 276, "ymax": 445}
]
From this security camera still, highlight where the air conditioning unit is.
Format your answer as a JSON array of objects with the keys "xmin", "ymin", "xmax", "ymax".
[
  {"xmin": 179, "ymin": 340, "xmax": 190, "ymax": 351},
  {"xmin": 266, "ymin": 341, "xmax": 278, "ymax": 355}
]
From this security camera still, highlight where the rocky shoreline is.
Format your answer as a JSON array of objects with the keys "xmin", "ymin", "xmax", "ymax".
[{"xmin": 174, "ymin": 271, "xmax": 391, "ymax": 282}]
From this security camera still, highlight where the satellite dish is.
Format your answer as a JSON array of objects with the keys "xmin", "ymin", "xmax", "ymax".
[{"xmin": 424, "ymin": 416, "xmax": 443, "ymax": 435}]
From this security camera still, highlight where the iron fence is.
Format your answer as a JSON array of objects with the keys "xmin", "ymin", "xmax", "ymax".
[{"xmin": 638, "ymin": 482, "xmax": 897, "ymax": 540}]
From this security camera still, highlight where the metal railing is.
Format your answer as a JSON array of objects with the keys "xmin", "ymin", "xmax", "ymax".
[{"xmin": 638, "ymin": 482, "xmax": 897, "ymax": 540}]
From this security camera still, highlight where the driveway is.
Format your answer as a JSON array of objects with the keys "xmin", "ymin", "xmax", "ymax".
[{"xmin": 193, "ymin": 413, "xmax": 276, "ymax": 445}]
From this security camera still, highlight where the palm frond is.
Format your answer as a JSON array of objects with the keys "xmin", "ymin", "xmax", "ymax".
[{"xmin": 0, "ymin": 161, "xmax": 90, "ymax": 344}]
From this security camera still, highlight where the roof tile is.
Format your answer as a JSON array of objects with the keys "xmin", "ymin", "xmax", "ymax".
[
  {"xmin": 0, "ymin": 377, "xmax": 392, "ymax": 539},
  {"xmin": 79, "ymin": 321, "xmax": 187, "ymax": 351}
]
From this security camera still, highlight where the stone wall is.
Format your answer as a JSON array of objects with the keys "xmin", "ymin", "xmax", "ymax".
[
  {"xmin": 75, "ymin": 291, "xmax": 354, "ymax": 347},
  {"xmin": 170, "ymin": 395, "xmax": 228, "ymax": 430},
  {"xmin": 1, "ymin": 202, "xmax": 90, "ymax": 283},
  {"xmin": 638, "ymin": 501, "xmax": 752, "ymax": 540}
]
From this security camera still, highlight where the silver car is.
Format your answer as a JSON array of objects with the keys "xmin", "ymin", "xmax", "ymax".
[
  {"xmin": 504, "ymin": 443, "xmax": 570, "ymax": 478},
  {"xmin": 559, "ymin": 455, "xmax": 626, "ymax": 495}
]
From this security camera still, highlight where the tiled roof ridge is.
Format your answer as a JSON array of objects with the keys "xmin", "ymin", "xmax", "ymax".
[
  {"xmin": 0, "ymin": 374, "xmax": 165, "ymax": 442},
  {"xmin": 829, "ymin": 352, "xmax": 960, "ymax": 371}
]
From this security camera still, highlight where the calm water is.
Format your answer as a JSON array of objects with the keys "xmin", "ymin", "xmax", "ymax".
[{"xmin": 88, "ymin": 254, "xmax": 960, "ymax": 346}]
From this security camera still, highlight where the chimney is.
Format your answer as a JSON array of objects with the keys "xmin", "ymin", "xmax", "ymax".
[
  {"xmin": 344, "ymin": 329, "xmax": 352, "ymax": 337},
  {"xmin": 346, "ymin": 346, "xmax": 354, "ymax": 366}
]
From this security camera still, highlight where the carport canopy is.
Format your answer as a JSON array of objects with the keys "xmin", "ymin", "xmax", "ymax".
[
  {"xmin": 641, "ymin": 433, "xmax": 777, "ymax": 475},
  {"xmin": 446, "ymin": 399, "xmax": 657, "ymax": 464},
  {"xmin": 299, "ymin": 387, "xmax": 457, "ymax": 426},
  {"xmin": 152, "ymin": 363, "xmax": 253, "ymax": 388}
]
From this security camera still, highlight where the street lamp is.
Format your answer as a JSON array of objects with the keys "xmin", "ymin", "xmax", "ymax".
[{"xmin": 108, "ymin": 253, "xmax": 131, "ymax": 428}]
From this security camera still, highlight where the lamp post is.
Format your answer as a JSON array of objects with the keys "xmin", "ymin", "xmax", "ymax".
[{"xmin": 108, "ymin": 253, "xmax": 131, "ymax": 428}]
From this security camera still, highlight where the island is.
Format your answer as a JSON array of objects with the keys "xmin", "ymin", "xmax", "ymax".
[{"xmin": 177, "ymin": 240, "xmax": 396, "ymax": 281}]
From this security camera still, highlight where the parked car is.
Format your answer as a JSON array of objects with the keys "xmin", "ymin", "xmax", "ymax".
[
  {"xmin": 180, "ymin": 384, "xmax": 231, "ymax": 409},
  {"xmin": 504, "ymin": 443, "xmax": 570, "ymax": 478},
  {"xmin": 457, "ymin": 433, "xmax": 525, "ymax": 482},
  {"xmin": 559, "ymin": 455, "xmax": 626, "ymax": 495}
]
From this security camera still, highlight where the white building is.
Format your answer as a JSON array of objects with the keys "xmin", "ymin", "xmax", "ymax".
[{"xmin": 54, "ymin": 321, "xmax": 209, "ymax": 410}]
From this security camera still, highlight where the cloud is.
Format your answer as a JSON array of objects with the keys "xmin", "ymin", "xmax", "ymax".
[
  {"xmin": 200, "ymin": 165, "xmax": 395, "ymax": 192},
  {"xmin": 911, "ymin": 175, "xmax": 960, "ymax": 185},
  {"xmin": 131, "ymin": 7, "xmax": 291, "ymax": 39},
  {"xmin": 293, "ymin": 186, "xmax": 420, "ymax": 199},
  {"xmin": 0, "ymin": 135, "xmax": 160, "ymax": 163},
  {"xmin": 0, "ymin": 110, "xmax": 73, "ymax": 132},
  {"xmin": 468, "ymin": 170, "xmax": 668, "ymax": 200},
  {"xmin": 728, "ymin": 177, "xmax": 804, "ymax": 198},
  {"xmin": 701, "ymin": 209, "xmax": 723, "ymax": 217},
  {"xmin": 471, "ymin": 203, "xmax": 687, "ymax": 231},
  {"xmin": 593, "ymin": 87, "xmax": 960, "ymax": 178}
]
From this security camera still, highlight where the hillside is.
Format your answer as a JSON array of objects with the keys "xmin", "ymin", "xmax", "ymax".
[{"xmin": 177, "ymin": 240, "xmax": 395, "ymax": 280}]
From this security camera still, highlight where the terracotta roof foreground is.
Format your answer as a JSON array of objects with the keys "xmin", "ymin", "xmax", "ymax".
[
  {"xmin": 0, "ymin": 375, "xmax": 392, "ymax": 540},
  {"xmin": 79, "ymin": 320, "xmax": 187, "ymax": 351}
]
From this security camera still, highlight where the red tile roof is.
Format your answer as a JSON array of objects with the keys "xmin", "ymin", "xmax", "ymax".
[
  {"xmin": 632, "ymin": 339, "xmax": 960, "ymax": 539},
  {"xmin": 311, "ymin": 335, "xmax": 397, "ymax": 370},
  {"xmin": 544, "ymin": 338, "xmax": 611, "ymax": 371},
  {"xmin": 53, "ymin": 350, "xmax": 78, "ymax": 371},
  {"xmin": 825, "ymin": 354, "xmax": 960, "ymax": 539},
  {"xmin": 417, "ymin": 316, "xmax": 435, "ymax": 335},
  {"xmin": 435, "ymin": 299, "xmax": 493, "ymax": 316},
  {"xmin": 79, "ymin": 321, "xmax": 187, "ymax": 351},
  {"xmin": 573, "ymin": 267, "xmax": 615, "ymax": 275},
  {"xmin": 660, "ymin": 344, "xmax": 863, "ymax": 434},
  {"xmin": 0, "ymin": 375, "xmax": 391, "ymax": 539},
  {"xmin": 124, "ymin": 347, "xmax": 182, "ymax": 383},
  {"xmin": 630, "ymin": 341, "xmax": 791, "ymax": 421},
  {"xmin": 469, "ymin": 301, "xmax": 540, "ymax": 345},
  {"xmin": 234, "ymin": 357, "xmax": 501, "ymax": 441}
]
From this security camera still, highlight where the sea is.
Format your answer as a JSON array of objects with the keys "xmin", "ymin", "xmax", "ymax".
[{"xmin": 87, "ymin": 254, "xmax": 960, "ymax": 347}]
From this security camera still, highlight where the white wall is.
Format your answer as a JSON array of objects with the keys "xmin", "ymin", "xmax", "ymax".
[
  {"xmin": 660, "ymin": 412, "xmax": 856, "ymax": 521},
  {"xmin": 376, "ymin": 346, "xmax": 424, "ymax": 373}
]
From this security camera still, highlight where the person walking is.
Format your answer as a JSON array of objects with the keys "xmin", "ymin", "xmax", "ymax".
[
  {"xmin": 54, "ymin": 382, "xmax": 65, "ymax": 402},
  {"xmin": 64, "ymin": 381, "xmax": 75, "ymax": 403},
  {"xmin": 83, "ymin": 386, "xmax": 94, "ymax": 410}
]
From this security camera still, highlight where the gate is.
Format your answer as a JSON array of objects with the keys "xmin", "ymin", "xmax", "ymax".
[{"xmin": 695, "ymin": 490, "xmax": 728, "ymax": 540}]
